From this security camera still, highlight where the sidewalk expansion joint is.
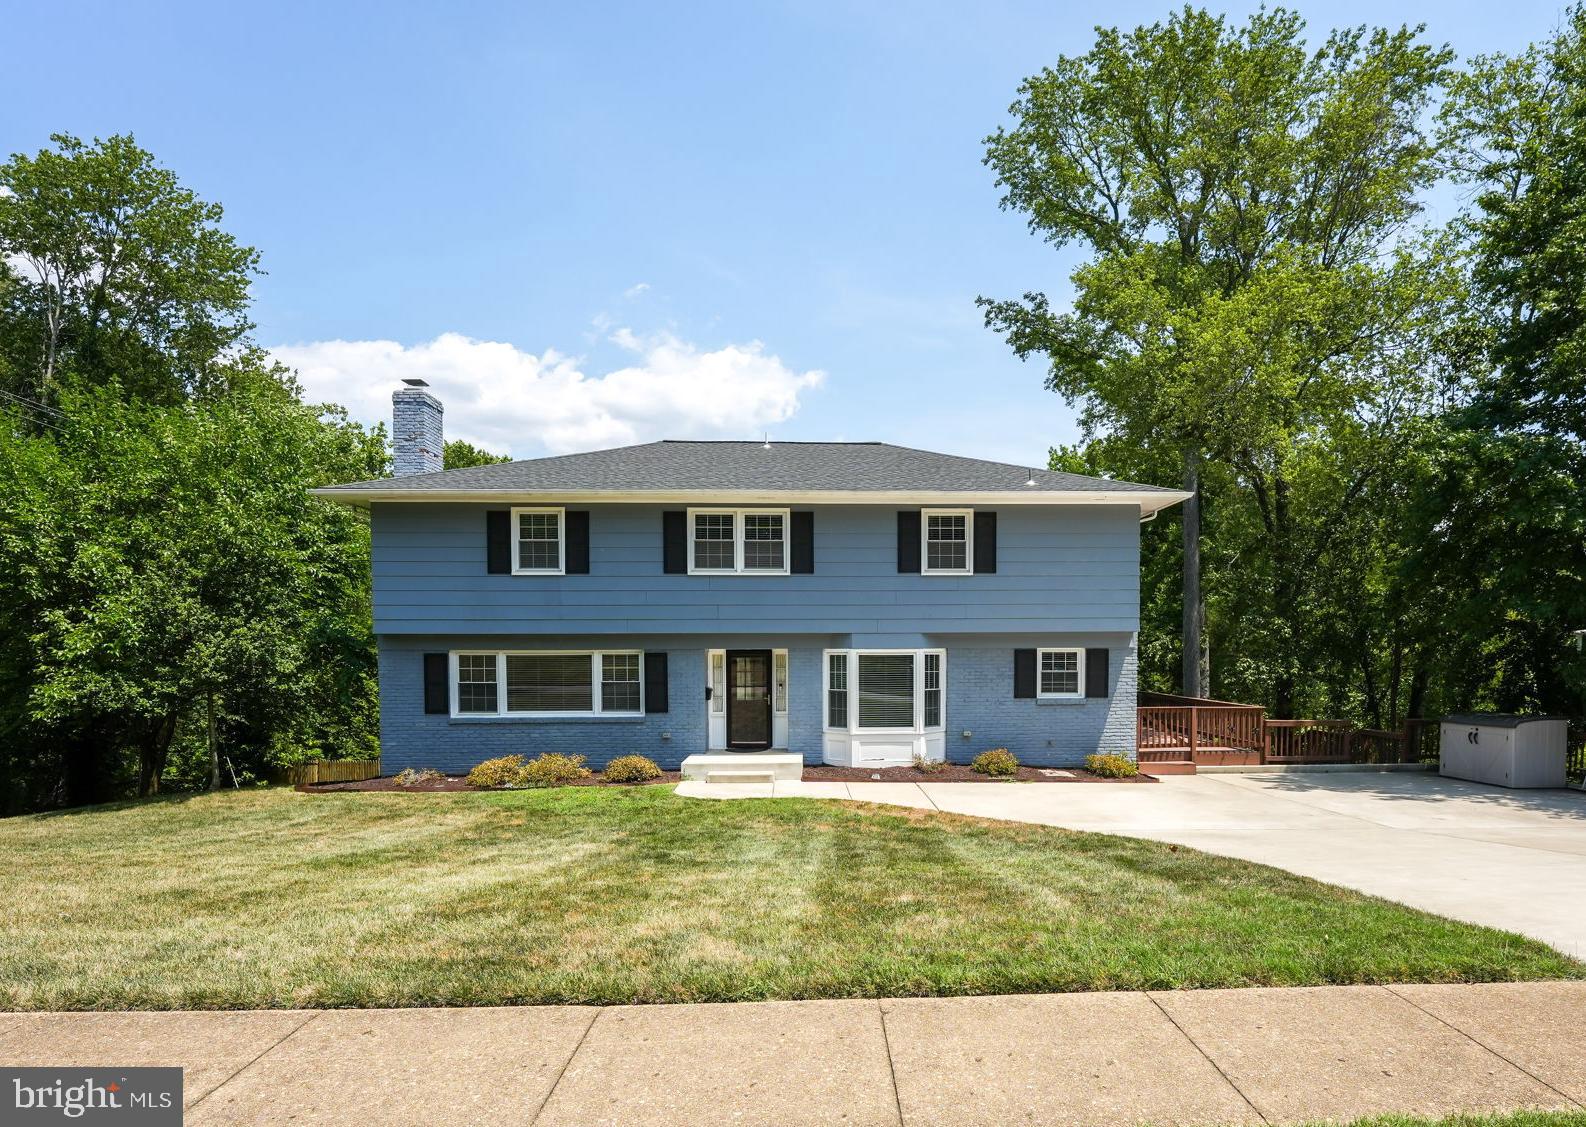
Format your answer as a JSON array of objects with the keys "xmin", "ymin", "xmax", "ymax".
[
  {"xmin": 186, "ymin": 1010, "xmax": 321, "ymax": 1113},
  {"xmin": 1145, "ymin": 992, "xmax": 1270, "ymax": 1126},
  {"xmin": 529, "ymin": 1005, "xmax": 604, "ymax": 1125},
  {"xmin": 876, "ymin": 1002, "xmax": 906, "ymax": 1127},
  {"xmin": 1383, "ymin": 985, "xmax": 1584, "ymax": 1109}
]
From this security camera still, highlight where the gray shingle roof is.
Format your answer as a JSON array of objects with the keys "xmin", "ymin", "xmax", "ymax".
[{"xmin": 317, "ymin": 440, "xmax": 1182, "ymax": 497}]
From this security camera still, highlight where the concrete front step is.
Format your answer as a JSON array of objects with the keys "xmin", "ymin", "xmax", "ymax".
[{"xmin": 680, "ymin": 751, "xmax": 803, "ymax": 783}]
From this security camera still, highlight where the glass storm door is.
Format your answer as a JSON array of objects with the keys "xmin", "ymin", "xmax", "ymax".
[{"xmin": 727, "ymin": 650, "xmax": 773, "ymax": 749}]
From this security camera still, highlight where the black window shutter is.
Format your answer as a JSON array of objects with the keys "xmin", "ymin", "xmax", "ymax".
[
  {"xmin": 423, "ymin": 653, "xmax": 449, "ymax": 713},
  {"xmin": 1013, "ymin": 649, "xmax": 1036, "ymax": 699},
  {"xmin": 644, "ymin": 652, "xmax": 669, "ymax": 713},
  {"xmin": 790, "ymin": 511, "xmax": 815, "ymax": 574},
  {"xmin": 1085, "ymin": 648, "xmax": 1110, "ymax": 698},
  {"xmin": 973, "ymin": 511, "xmax": 997, "ymax": 574},
  {"xmin": 486, "ymin": 511, "xmax": 512, "ymax": 574},
  {"xmin": 662, "ymin": 511, "xmax": 687, "ymax": 574},
  {"xmin": 897, "ymin": 511, "xmax": 921, "ymax": 573},
  {"xmin": 564, "ymin": 510, "xmax": 590, "ymax": 574}
]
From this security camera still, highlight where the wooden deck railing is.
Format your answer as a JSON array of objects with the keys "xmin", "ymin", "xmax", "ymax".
[
  {"xmin": 1137, "ymin": 702, "xmax": 1266, "ymax": 758},
  {"xmin": 1138, "ymin": 692, "xmax": 1426, "ymax": 766}
]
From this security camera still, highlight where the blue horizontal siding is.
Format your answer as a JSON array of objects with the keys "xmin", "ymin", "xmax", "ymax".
[{"xmin": 370, "ymin": 502, "xmax": 1140, "ymax": 636}]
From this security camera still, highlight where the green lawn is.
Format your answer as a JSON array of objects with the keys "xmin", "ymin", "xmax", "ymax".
[{"xmin": 0, "ymin": 786, "xmax": 1578, "ymax": 1010}]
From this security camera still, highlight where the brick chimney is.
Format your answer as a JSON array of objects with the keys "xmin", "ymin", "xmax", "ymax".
[{"xmin": 392, "ymin": 378, "xmax": 443, "ymax": 475}]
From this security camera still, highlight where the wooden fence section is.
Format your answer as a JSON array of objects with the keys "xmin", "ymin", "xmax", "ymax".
[
  {"xmin": 286, "ymin": 760, "xmax": 381, "ymax": 786},
  {"xmin": 1138, "ymin": 693, "xmax": 1428, "ymax": 766}
]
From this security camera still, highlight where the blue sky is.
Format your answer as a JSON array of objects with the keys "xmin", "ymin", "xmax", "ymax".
[{"xmin": 4, "ymin": 0, "xmax": 1570, "ymax": 465}]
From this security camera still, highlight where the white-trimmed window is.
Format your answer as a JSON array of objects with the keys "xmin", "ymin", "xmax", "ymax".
[
  {"xmin": 451, "ymin": 650, "xmax": 642, "ymax": 716},
  {"xmin": 1038, "ymin": 647, "xmax": 1084, "ymax": 699},
  {"xmin": 823, "ymin": 649, "xmax": 946, "ymax": 732},
  {"xmin": 512, "ymin": 507, "xmax": 565, "ymax": 574},
  {"xmin": 688, "ymin": 508, "xmax": 789, "ymax": 574},
  {"xmin": 922, "ymin": 508, "xmax": 972, "ymax": 574}
]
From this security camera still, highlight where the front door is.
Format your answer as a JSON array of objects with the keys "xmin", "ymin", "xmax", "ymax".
[{"xmin": 726, "ymin": 650, "xmax": 773, "ymax": 749}]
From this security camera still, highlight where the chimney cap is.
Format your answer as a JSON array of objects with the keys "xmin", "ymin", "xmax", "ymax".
[{"xmin": 401, "ymin": 378, "xmax": 430, "ymax": 388}]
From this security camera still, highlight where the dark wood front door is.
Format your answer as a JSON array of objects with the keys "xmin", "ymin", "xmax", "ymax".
[{"xmin": 726, "ymin": 650, "xmax": 773, "ymax": 749}]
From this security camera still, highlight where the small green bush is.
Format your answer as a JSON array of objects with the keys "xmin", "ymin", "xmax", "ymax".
[
  {"xmin": 466, "ymin": 755, "xmax": 528, "ymax": 788},
  {"xmin": 971, "ymin": 748, "xmax": 1018, "ymax": 777},
  {"xmin": 603, "ymin": 755, "xmax": 663, "ymax": 783},
  {"xmin": 522, "ymin": 752, "xmax": 592, "ymax": 788},
  {"xmin": 394, "ymin": 767, "xmax": 444, "ymax": 787},
  {"xmin": 1085, "ymin": 753, "xmax": 1139, "ymax": 778}
]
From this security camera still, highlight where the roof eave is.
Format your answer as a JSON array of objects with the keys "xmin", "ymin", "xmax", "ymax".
[{"xmin": 312, "ymin": 487, "xmax": 1194, "ymax": 514}]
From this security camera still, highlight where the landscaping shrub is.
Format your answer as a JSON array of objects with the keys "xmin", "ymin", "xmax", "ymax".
[
  {"xmin": 393, "ymin": 767, "xmax": 443, "ymax": 787},
  {"xmin": 466, "ymin": 755, "xmax": 528, "ymax": 789},
  {"xmin": 971, "ymin": 748, "xmax": 1018, "ymax": 777},
  {"xmin": 1085, "ymin": 753, "xmax": 1138, "ymax": 778},
  {"xmin": 522, "ymin": 753, "xmax": 592, "ymax": 788},
  {"xmin": 912, "ymin": 753, "xmax": 949, "ymax": 774},
  {"xmin": 603, "ymin": 755, "xmax": 662, "ymax": 783}
]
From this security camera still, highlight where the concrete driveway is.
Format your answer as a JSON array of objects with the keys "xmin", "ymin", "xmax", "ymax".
[{"xmin": 841, "ymin": 771, "xmax": 1586, "ymax": 956}]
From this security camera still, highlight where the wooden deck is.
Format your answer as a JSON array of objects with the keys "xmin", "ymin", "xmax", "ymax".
[{"xmin": 1137, "ymin": 693, "xmax": 1429, "ymax": 774}]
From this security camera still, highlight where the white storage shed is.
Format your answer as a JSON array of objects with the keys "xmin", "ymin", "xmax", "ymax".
[{"xmin": 1440, "ymin": 714, "xmax": 1569, "ymax": 788}]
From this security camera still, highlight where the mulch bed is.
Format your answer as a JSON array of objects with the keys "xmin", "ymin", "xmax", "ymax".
[
  {"xmin": 304, "ymin": 764, "xmax": 1154, "ymax": 792},
  {"xmin": 802, "ymin": 764, "xmax": 1157, "ymax": 784},
  {"xmin": 302, "ymin": 772, "xmax": 681, "ymax": 793}
]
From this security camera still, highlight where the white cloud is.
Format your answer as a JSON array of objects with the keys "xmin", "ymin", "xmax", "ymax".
[
  {"xmin": 270, "ymin": 330, "xmax": 825, "ymax": 457},
  {"xmin": 623, "ymin": 282, "xmax": 650, "ymax": 298}
]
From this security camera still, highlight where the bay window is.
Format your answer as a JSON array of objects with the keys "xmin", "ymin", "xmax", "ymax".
[
  {"xmin": 452, "ymin": 650, "xmax": 642, "ymax": 716},
  {"xmin": 823, "ymin": 649, "xmax": 946, "ymax": 732}
]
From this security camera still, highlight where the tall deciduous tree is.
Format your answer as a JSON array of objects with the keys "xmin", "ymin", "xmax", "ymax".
[
  {"xmin": 1415, "ymin": 7, "xmax": 1586, "ymax": 713},
  {"xmin": 0, "ymin": 133, "xmax": 258, "ymax": 405},
  {"xmin": 982, "ymin": 7, "xmax": 1452, "ymax": 708}
]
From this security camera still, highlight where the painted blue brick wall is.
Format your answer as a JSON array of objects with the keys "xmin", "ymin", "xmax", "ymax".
[
  {"xmin": 370, "ymin": 501, "xmax": 1141, "ymax": 636},
  {"xmin": 377, "ymin": 633, "xmax": 1136, "ymax": 773},
  {"xmin": 943, "ymin": 643, "xmax": 1138, "ymax": 767}
]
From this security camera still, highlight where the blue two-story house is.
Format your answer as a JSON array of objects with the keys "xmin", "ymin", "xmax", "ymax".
[{"xmin": 315, "ymin": 382, "xmax": 1189, "ymax": 777}]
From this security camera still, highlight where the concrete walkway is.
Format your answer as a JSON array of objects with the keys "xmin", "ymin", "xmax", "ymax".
[
  {"xmin": 680, "ymin": 771, "xmax": 1586, "ymax": 956},
  {"xmin": 5, "ymin": 982, "xmax": 1585, "ymax": 1125}
]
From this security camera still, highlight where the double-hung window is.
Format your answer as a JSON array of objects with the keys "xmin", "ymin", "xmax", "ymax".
[
  {"xmin": 922, "ymin": 508, "xmax": 972, "ymax": 575},
  {"xmin": 1038, "ymin": 647, "xmax": 1083, "ymax": 699},
  {"xmin": 688, "ymin": 508, "xmax": 789, "ymax": 574},
  {"xmin": 452, "ymin": 650, "xmax": 642, "ymax": 716},
  {"xmin": 823, "ymin": 650, "xmax": 946, "ymax": 732},
  {"xmin": 512, "ymin": 507, "xmax": 564, "ymax": 574}
]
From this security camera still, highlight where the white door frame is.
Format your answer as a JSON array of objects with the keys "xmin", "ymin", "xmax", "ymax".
[{"xmin": 705, "ymin": 647, "xmax": 789, "ymax": 750}]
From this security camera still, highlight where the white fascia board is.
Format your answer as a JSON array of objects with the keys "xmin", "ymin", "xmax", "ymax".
[{"xmin": 311, "ymin": 487, "xmax": 1195, "ymax": 514}]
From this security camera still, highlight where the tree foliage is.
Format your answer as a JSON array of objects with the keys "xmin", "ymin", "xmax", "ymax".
[{"xmin": 0, "ymin": 134, "xmax": 387, "ymax": 811}]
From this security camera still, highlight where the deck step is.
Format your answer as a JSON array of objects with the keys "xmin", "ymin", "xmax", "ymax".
[{"xmin": 1138, "ymin": 760, "xmax": 1197, "ymax": 776}]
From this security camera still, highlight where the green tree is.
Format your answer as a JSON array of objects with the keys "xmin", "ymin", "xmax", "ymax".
[
  {"xmin": 1413, "ymin": 8, "xmax": 1586, "ymax": 715},
  {"xmin": 0, "ymin": 134, "xmax": 259, "ymax": 406},
  {"xmin": 444, "ymin": 438, "xmax": 511, "ymax": 469},
  {"xmin": 0, "ymin": 368, "xmax": 386, "ymax": 804},
  {"xmin": 983, "ymin": 7, "xmax": 1454, "ymax": 712}
]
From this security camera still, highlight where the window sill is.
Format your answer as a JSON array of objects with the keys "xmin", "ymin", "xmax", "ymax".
[
  {"xmin": 1035, "ymin": 696, "xmax": 1089, "ymax": 706},
  {"xmin": 449, "ymin": 714, "xmax": 648, "ymax": 725}
]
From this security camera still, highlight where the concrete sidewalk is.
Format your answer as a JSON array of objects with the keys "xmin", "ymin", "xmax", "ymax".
[{"xmin": 4, "ymin": 982, "xmax": 1585, "ymax": 1125}]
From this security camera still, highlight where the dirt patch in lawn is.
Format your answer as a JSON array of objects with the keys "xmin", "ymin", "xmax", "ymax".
[
  {"xmin": 303, "ymin": 772, "xmax": 681, "ymax": 793},
  {"xmin": 802, "ymin": 764, "xmax": 1156, "ymax": 783}
]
